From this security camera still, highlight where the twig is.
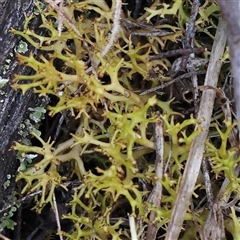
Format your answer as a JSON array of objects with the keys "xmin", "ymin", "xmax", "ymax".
[
  {"xmin": 149, "ymin": 47, "xmax": 206, "ymax": 60},
  {"xmin": 53, "ymin": 114, "xmax": 64, "ymax": 142},
  {"xmin": 86, "ymin": 0, "xmax": 122, "ymax": 74},
  {"xmin": 184, "ymin": 0, "xmax": 200, "ymax": 48},
  {"xmin": 139, "ymin": 70, "xmax": 206, "ymax": 95},
  {"xmin": 44, "ymin": 0, "xmax": 97, "ymax": 76},
  {"xmin": 101, "ymin": 0, "xmax": 122, "ymax": 57},
  {"xmin": 131, "ymin": 30, "xmax": 174, "ymax": 37},
  {"xmin": 128, "ymin": 214, "xmax": 137, "ymax": 240},
  {"xmin": 164, "ymin": 139, "xmax": 172, "ymax": 173},
  {"xmin": 202, "ymin": 158, "xmax": 214, "ymax": 209},
  {"xmin": 165, "ymin": 17, "xmax": 227, "ymax": 240},
  {"xmin": 182, "ymin": 0, "xmax": 201, "ymax": 115},
  {"xmin": 0, "ymin": 190, "xmax": 42, "ymax": 214},
  {"xmin": 0, "ymin": 234, "xmax": 10, "ymax": 240},
  {"xmin": 52, "ymin": 192, "xmax": 63, "ymax": 240},
  {"xmin": 44, "ymin": 0, "xmax": 82, "ymax": 38},
  {"xmin": 123, "ymin": 17, "xmax": 171, "ymax": 36},
  {"xmin": 180, "ymin": 0, "xmax": 200, "ymax": 68},
  {"xmin": 146, "ymin": 115, "xmax": 164, "ymax": 239}
]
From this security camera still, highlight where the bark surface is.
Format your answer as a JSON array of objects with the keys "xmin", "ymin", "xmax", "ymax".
[{"xmin": 0, "ymin": 0, "xmax": 38, "ymax": 213}]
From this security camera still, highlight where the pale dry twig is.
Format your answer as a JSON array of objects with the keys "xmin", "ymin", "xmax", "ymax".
[
  {"xmin": 165, "ymin": 17, "xmax": 228, "ymax": 240},
  {"xmin": 146, "ymin": 115, "xmax": 164, "ymax": 239}
]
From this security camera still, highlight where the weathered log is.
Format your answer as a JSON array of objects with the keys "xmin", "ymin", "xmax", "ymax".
[{"xmin": 0, "ymin": 0, "xmax": 40, "ymax": 218}]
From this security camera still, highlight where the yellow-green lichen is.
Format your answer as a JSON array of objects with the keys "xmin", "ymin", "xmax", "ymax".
[{"xmin": 9, "ymin": 0, "xmax": 239, "ymax": 239}]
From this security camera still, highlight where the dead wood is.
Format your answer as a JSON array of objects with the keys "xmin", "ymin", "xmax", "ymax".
[{"xmin": 0, "ymin": 0, "xmax": 40, "ymax": 218}]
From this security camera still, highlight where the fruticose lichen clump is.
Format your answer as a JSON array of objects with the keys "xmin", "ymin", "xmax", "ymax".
[{"xmin": 10, "ymin": 0, "xmax": 238, "ymax": 239}]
